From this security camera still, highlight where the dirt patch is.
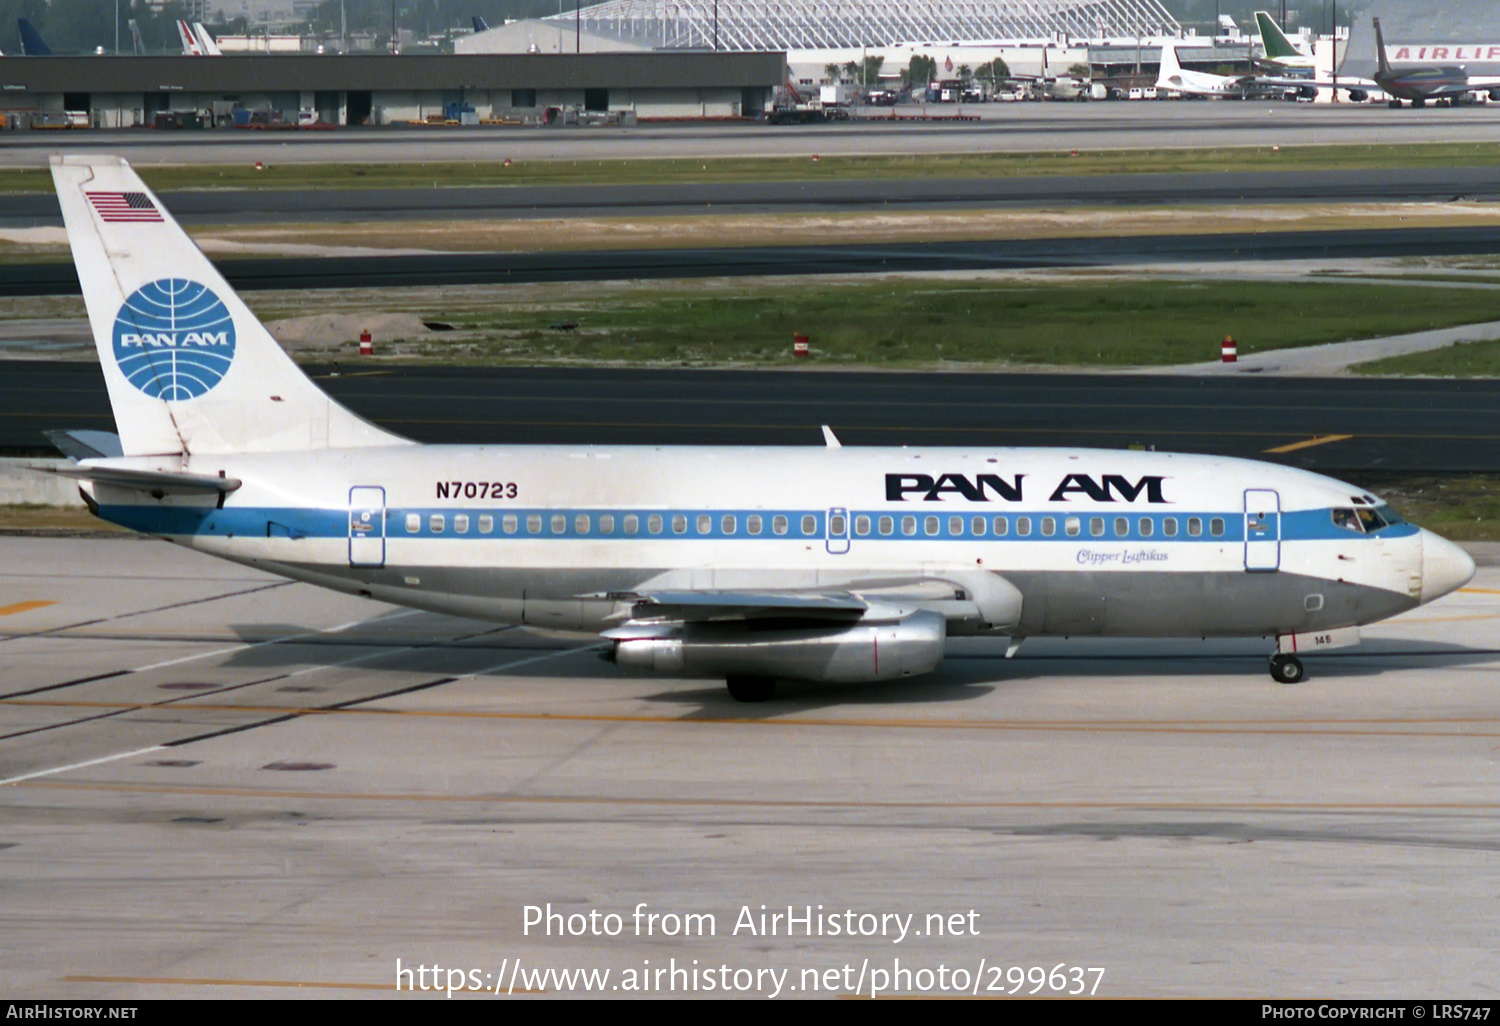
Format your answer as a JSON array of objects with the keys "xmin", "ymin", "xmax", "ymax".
[{"xmin": 267, "ymin": 312, "xmax": 456, "ymax": 353}]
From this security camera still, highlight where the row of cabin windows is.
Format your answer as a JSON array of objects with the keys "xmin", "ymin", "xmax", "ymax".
[
  {"xmin": 403, "ymin": 512, "xmax": 1227, "ymax": 539},
  {"xmin": 850, "ymin": 514, "xmax": 1226, "ymax": 539},
  {"xmin": 406, "ymin": 512, "xmax": 820, "ymax": 537}
]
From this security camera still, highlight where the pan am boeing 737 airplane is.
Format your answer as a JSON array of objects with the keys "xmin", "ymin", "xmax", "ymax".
[{"xmin": 41, "ymin": 155, "xmax": 1475, "ymax": 700}]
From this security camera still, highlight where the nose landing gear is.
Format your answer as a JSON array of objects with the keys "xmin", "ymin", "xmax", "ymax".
[{"xmin": 1269, "ymin": 653, "xmax": 1305, "ymax": 684}]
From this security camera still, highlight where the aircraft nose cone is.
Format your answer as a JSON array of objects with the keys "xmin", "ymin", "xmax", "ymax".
[{"xmin": 1421, "ymin": 529, "xmax": 1476, "ymax": 604}]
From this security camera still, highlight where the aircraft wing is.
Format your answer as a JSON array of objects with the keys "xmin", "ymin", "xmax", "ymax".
[{"xmin": 600, "ymin": 571, "xmax": 1024, "ymax": 630}]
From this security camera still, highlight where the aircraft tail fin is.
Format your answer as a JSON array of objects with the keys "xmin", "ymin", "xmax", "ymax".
[
  {"xmin": 1254, "ymin": 11, "xmax": 1302, "ymax": 59},
  {"xmin": 177, "ymin": 20, "xmax": 203, "ymax": 55},
  {"xmin": 194, "ymin": 23, "xmax": 222, "ymax": 56},
  {"xmin": 128, "ymin": 19, "xmax": 145, "ymax": 56},
  {"xmin": 1156, "ymin": 41, "xmax": 1180, "ymax": 88},
  {"xmin": 473, "ymin": 15, "xmax": 490, "ymax": 32},
  {"xmin": 18, "ymin": 18, "xmax": 52, "ymax": 56},
  {"xmin": 50, "ymin": 155, "xmax": 411, "ymax": 458},
  {"xmin": 1373, "ymin": 17, "xmax": 1390, "ymax": 77}
]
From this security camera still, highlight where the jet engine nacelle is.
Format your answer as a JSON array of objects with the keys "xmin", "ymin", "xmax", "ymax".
[
  {"xmin": 609, "ymin": 610, "xmax": 946, "ymax": 683},
  {"xmin": 1489, "ymin": 88, "xmax": 1500, "ymax": 102},
  {"xmin": 1347, "ymin": 88, "xmax": 1368, "ymax": 102}
]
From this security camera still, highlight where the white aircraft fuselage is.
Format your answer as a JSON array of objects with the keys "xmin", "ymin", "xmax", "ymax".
[{"xmin": 47, "ymin": 155, "xmax": 1476, "ymax": 699}]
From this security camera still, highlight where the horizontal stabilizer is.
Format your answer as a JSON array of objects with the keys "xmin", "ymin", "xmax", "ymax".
[{"xmin": 38, "ymin": 463, "xmax": 242, "ymax": 495}]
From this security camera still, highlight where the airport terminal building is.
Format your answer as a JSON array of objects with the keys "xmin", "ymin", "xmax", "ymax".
[{"xmin": 0, "ymin": 52, "xmax": 786, "ymax": 128}]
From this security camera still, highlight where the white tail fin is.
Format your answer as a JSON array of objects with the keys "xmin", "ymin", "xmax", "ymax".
[
  {"xmin": 1156, "ymin": 42, "xmax": 1181, "ymax": 89},
  {"xmin": 194, "ymin": 22, "xmax": 222, "ymax": 56},
  {"xmin": 51, "ymin": 155, "xmax": 411, "ymax": 457},
  {"xmin": 177, "ymin": 20, "xmax": 204, "ymax": 56}
]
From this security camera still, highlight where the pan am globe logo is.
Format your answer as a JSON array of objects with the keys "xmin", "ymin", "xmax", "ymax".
[{"xmin": 112, "ymin": 278, "xmax": 237, "ymax": 401}]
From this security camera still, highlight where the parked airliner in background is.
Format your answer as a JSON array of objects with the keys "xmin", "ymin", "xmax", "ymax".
[
  {"xmin": 1155, "ymin": 42, "xmax": 1273, "ymax": 99},
  {"xmin": 177, "ymin": 20, "xmax": 222, "ymax": 56},
  {"xmin": 1253, "ymin": 10, "xmax": 1317, "ymax": 73},
  {"xmin": 1288, "ymin": 18, "xmax": 1500, "ymax": 106},
  {"xmin": 40, "ymin": 156, "xmax": 1475, "ymax": 700}
]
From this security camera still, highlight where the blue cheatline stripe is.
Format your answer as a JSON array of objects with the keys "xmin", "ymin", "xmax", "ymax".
[{"xmin": 96, "ymin": 505, "xmax": 1420, "ymax": 544}]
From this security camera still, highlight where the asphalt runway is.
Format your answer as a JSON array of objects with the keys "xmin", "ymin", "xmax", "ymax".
[
  {"xmin": 6, "ymin": 166, "xmax": 1500, "ymax": 228},
  {"xmin": 4, "ymin": 103, "xmax": 1500, "ymax": 167},
  {"xmin": 5, "ymin": 362, "xmax": 1498, "ymax": 474},
  {"xmin": 2, "ymin": 535, "xmax": 1496, "ymax": 997},
  {"xmin": 10, "ymin": 224, "xmax": 1500, "ymax": 297}
]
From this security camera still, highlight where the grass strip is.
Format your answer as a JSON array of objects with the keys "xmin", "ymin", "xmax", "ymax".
[
  {"xmin": 326, "ymin": 278, "xmax": 1500, "ymax": 368},
  {"xmin": 1353, "ymin": 338, "xmax": 1500, "ymax": 377}
]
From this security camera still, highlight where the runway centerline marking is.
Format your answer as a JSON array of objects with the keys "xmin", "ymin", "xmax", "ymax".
[
  {"xmin": 1263, "ymin": 434, "xmax": 1355, "ymax": 454},
  {"xmin": 0, "ymin": 600, "xmax": 57, "ymax": 616}
]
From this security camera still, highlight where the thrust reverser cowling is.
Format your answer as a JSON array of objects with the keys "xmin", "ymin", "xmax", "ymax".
[{"xmin": 608, "ymin": 610, "xmax": 947, "ymax": 683}]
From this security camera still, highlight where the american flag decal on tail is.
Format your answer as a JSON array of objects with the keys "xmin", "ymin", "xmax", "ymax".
[{"xmin": 86, "ymin": 191, "xmax": 164, "ymax": 223}]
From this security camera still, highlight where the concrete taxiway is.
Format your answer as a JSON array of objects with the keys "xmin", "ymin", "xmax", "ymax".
[
  {"xmin": 0, "ymin": 535, "xmax": 1497, "ymax": 997},
  {"xmin": 5, "ymin": 104, "xmax": 1500, "ymax": 167}
]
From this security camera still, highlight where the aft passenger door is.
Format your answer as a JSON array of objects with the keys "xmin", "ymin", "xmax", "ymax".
[
  {"xmin": 349, "ymin": 486, "xmax": 386, "ymax": 568},
  {"xmin": 826, "ymin": 507, "xmax": 850, "ymax": 555},
  {"xmin": 1244, "ymin": 489, "xmax": 1280, "ymax": 572}
]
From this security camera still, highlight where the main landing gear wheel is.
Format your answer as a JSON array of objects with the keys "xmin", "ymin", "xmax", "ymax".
[
  {"xmin": 726, "ymin": 676, "xmax": 776, "ymax": 702},
  {"xmin": 1269, "ymin": 654, "xmax": 1305, "ymax": 684}
]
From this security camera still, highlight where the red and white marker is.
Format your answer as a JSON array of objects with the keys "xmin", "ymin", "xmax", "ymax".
[{"xmin": 1221, "ymin": 335, "xmax": 1237, "ymax": 363}]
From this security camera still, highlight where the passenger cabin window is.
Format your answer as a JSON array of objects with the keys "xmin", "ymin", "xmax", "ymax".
[
  {"xmin": 1090, "ymin": 517, "xmax": 1105, "ymax": 537},
  {"xmin": 971, "ymin": 517, "xmax": 986, "ymax": 536},
  {"xmin": 1138, "ymin": 517, "xmax": 1152, "ymax": 538},
  {"xmin": 1187, "ymin": 517, "xmax": 1202, "ymax": 537},
  {"xmin": 697, "ymin": 514, "xmax": 712, "ymax": 535},
  {"xmin": 993, "ymin": 516, "xmax": 1008, "ymax": 536},
  {"xmin": 949, "ymin": 516, "xmax": 963, "ymax": 536},
  {"xmin": 624, "ymin": 514, "xmax": 638, "ymax": 534},
  {"xmin": 924, "ymin": 516, "xmax": 939, "ymax": 536},
  {"xmin": 478, "ymin": 514, "xmax": 494, "ymax": 534},
  {"xmin": 1065, "ymin": 515, "xmax": 1081, "ymax": 537},
  {"xmin": 829, "ymin": 514, "xmax": 846, "ymax": 535},
  {"xmin": 503, "ymin": 514, "xmax": 518, "ymax": 534},
  {"xmin": 672, "ymin": 514, "xmax": 687, "ymax": 534},
  {"xmin": 648, "ymin": 514, "xmax": 663, "ymax": 534},
  {"xmin": 801, "ymin": 514, "xmax": 817, "ymax": 536},
  {"xmin": 405, "ymin": 513, "xmax": 420, "ymax": 533},
  {"xmin": 1209, "ymin": 517, "xmax": 1225, "ymax": 537},
  {"xmin": 1015, "ymin": 516, "xmax": 1031, "ymax": 537},
  {"xmin": 454, "ymin": 514, "xmax": 469, "ymax": 534},
  {"xmin": 575, "ymin": 514, "xmax": 590, "ymax": 534},
  {"xmin": 902, "ymin": 516, "xmax": 916, "ymax": 536},
  {"xmin": 430, "ymin": 514, "xmax": 445, "ymax": 533},
  {"xmin": 599, "ymin": 514, "xmax": 614, "ymax": 534},
  {"xmin": 551, "ymin": 513, "xmax": 566, "ymax": 534},
  {"xmin": 1163, "ymin": 517, "xmax": 1177, "ymax": 537},
  {"xmin": 746, "ymin": 514, "xmax": 762, "ymax": 535},
  {"xmin": 722, "ymin": 514, "xmax": 736, "ymax": 535},
  {"xmin": 1041, "ymin": 517, "xmax": 1056, "ymax": 537},
  {"xmin": 773, "ymin": 515, "xmax": 788, "ymax": 536},
  {"xmin": 879, "ymin": 516, "xmax": 893, "ymax": 536},
  {"xmin": 1115, "ymin": 517, "xmax": 1128, "ymax": 537},
  {"xmin": 854, "ymin": 515, "xmax": 871, "ymax": 536}
]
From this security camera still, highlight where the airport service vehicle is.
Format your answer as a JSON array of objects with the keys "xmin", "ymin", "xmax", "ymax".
[{"xmin": 43, "ymin": 156, "xmax": 1475, "ymax": 701}]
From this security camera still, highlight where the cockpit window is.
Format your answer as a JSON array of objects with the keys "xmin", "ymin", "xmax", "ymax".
[
  {"xmin": 1333, "ymin": 505, "xmax": 1399, "ymax": 534},
  {"xmin": 1331, "ymin": 508, "xmax": 1363, "ymax": 533}
]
